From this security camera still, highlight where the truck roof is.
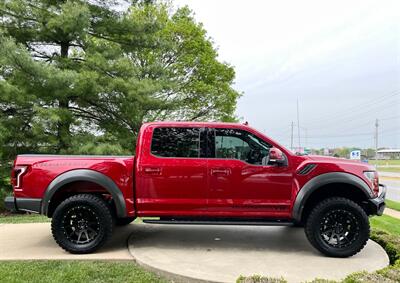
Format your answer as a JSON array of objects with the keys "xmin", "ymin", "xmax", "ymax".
[{"xmin": 143, "ymin": 121, "xmax": 248, "ymax": 128}]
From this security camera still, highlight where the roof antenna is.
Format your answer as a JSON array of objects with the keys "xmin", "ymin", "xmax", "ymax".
[{"xmin": 243, "ymin": 121, "xmax": 249, "ymax": 125}]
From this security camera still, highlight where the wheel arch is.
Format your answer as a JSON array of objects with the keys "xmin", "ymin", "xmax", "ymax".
[
  {"xmin": 292, "ymin": 172, "xmax": 373, "ymax": 223},
  {"xmin": 42, "ymin": 169, "xmax": 127, "ymax": 218}
]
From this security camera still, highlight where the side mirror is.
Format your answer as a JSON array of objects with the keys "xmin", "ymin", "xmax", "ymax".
[{"xmin": 269, "ymin": 147, "xmax": 285, "ymax": 165}]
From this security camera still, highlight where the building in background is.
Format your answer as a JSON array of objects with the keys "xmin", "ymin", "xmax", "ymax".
[{"xmin": 376, "ymin": 149, "xmax": 400, "ymax": 160}]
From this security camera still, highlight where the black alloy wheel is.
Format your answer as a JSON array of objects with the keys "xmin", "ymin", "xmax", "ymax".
[
  {"xmin": 62, "ymin": 205, "xmax": 100, "ymax": 244},
  {"xmin": 51, "ymin": 194, "xmax": 113, "ymax": 254},
  {"xmin": 305, "ymin": 197, "xmax": 370, "ymax": 257},
  {"xmin": 318, "ymin": 208, "xmax": 359, "ymax": 249}
]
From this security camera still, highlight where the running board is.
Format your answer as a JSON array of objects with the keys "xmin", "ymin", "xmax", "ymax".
[{"xmin": 142, "ymin": 218, "xmax": 294, "ymax": 226}]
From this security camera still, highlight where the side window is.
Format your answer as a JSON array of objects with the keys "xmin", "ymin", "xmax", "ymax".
[
  {"xmin": 214, "ymin": 128, "xmax": 271, "ymax": 165},
  {"xmin": 151, "ymin": 127, "xmax": 200, "ymax": 158}
]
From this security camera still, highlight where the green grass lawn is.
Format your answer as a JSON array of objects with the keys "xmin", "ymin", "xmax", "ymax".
[
  {"xmin": 369, "ymin": 160, "xmax": 400, "ymax": 166},
  {"xmin": 0, "ymin": 213, "xmax": 49, "ymax": 224},
  {"xmin": 379, "ymin": 167, "xmax": 400, "ymax": 173},
  {"xmin": 370, "ymin": 214, "xmax": 400, "ymax": 235},
  {"xmin": 0, "ymin": 260, "xmax": 167, "ymax": 283},
  {"xmin": 369, "ymin": 159, "xmax": 400, "ymax": 173},
  {"xmin": 386, "ymin": 199, "xmax": 400, "ymax": 212}
]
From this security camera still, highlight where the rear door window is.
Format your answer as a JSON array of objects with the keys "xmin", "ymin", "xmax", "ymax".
[{"xmin": 151, "ymin": 127, "xmax": 201, "ymax": 158}]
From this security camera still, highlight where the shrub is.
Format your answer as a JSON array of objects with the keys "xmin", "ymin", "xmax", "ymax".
[
  {"xmin": 236, "ymin": 275, "xmax": 287, "ymax": 283},
  {"xmin": 0, "ymin": 186, "xmax": 12, "ymax": 212},
  {"xmin": 370, "ymin": 229, "xmax": 400, "ymax": 264}
]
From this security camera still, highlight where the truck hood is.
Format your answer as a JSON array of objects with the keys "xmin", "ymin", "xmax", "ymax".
[{"xmin": 307, "ymin": 155, "xmax": 375, "ymax": 170}]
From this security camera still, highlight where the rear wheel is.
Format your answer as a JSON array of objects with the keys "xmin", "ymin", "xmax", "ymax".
[
  {"xmin": 51, "ymin": 194, "xmax": 113, "ymax": 254},
  {"xmin": 305, "ymin": 197, "xmax": 369, "ymax": 257}
]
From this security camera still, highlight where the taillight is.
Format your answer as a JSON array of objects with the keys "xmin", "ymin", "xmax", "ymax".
[{"xmin": 11, "ymin": 165, "xmax": 28, "ymax": 189}]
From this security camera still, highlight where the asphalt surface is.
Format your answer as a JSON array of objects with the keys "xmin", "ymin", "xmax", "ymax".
[{"xmin": 379, "ymin": 171, "xmax": 400, "ymax": 202}]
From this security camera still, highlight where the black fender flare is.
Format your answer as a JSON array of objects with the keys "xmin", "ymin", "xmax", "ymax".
[
  {"xmin": 292, "ymin": 172, "xmax": 373, "ymax": 223},
  {"xmin": 42, "ymin": 169, "xmax": 127, "ymax": 217}
]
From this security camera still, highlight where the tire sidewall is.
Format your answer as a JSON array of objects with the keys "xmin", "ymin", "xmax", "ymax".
[
  {"xmin": 307, "ymin": 199, "xmax": 370, "ymax": 257},
  {"xmin": 52, "ymin": 195, "xmax": 112, "ymax": 254}
]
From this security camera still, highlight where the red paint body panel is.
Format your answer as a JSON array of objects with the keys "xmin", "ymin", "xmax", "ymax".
[
  {"xmin": 12, "ymin": 122, "xmax": 377, "ymax": 219},
  {"xmin": 13, "ymin": 155, "xmax": 136, "ymax": 216}
]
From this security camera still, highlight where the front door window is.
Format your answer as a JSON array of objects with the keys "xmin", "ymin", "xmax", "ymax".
[{"xmin": 213, "ymin": 128, "xmax": 271, "ymax": 165}]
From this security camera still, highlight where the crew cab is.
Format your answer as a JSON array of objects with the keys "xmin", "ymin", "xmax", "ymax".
[{"xmin": 5, "ymin": 122, "xmax": 386, "ymax": 257}]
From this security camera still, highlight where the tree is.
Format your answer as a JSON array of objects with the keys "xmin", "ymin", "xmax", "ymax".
[
  {"xmin": 0, "ymin": 1, "xmax": 240, "ymax": 203},
  {"xmin": 0, "ymin": 0, "xmax": 240, "ymax": 154}
]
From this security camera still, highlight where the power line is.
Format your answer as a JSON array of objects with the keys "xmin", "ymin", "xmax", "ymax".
[
  {"xmin": 304, "ymin": 90, "xmax": 400, "ymax": 126},
  {"xmin": 305, "ymin": 96, "xmax": 400, "ymax": 129}
]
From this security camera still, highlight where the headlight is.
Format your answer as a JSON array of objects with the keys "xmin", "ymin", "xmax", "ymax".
[
  {"xmin": 363, "ymin": 171, "xmax": 379, "ymax": 195},
  {"xmin": 363, "ymin": 171, "xmax": 375, "ymax": 183}
]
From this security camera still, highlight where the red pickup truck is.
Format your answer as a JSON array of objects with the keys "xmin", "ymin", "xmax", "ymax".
[{"xmin": 5, "ymin": 122, "xmax": 386, "ymax": 257}]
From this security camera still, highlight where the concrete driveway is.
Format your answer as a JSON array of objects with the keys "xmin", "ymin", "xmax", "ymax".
[
  {"xmin": 127, "ymin": 224, "xmax": 389, "ymax": 283},
  {"xmin": 0, "ymin": 223, "xmax": 133, "ymax": 260},
  {"xmin": 0, "ymin": 223, "xmax": 390, "ymax": 283}
]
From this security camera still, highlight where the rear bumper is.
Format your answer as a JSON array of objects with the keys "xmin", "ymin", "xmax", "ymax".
[
  {"xmin": 367, "ymin": 184, "xmax": 386, "ymax": 216},
  {"xmin": 4, "ymin": 197, "xmax": 41, "ymax": 214}
]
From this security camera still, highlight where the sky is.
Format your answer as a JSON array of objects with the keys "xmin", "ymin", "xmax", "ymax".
[{"xmin": 174, "ymin": 0, "xmax": 400, "ymax": 149}]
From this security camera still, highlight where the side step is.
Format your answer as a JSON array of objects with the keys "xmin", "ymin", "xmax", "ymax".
[{"xmin": 142, "ymin": 218, "xmax": 294, "ymax": 226}]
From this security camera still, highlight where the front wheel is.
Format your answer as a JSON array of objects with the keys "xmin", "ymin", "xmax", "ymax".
[
  {"xmin": 51, "ymin": 194, "xmax": 113, "ymax": 254},
  {"xmin": 305, "ymin": 197, "xmax": 370, "ymax": 257}
]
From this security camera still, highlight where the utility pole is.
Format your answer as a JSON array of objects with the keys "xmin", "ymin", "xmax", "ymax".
[
  {"xmin": 297, "ymin": 99, "xmax": 301, "ymax": 151},
  {"xmin": 374, "ymin": 119, "xmax": 379, "ymax": 160},
  {"xmin": 304, "ymin": 127, "xmax": 308, "ymax": 149},
  {"xmin": 290, "ymin": 121, "xmax": 294, "ymax": 151}
]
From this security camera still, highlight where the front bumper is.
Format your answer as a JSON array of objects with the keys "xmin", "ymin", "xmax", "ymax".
[
  {"xmin": 4, "ymin": 197, "xmax": 42, "ymax": 214},
  {"xmin": 367, "ymin": 184, "xmax": 386, "ymax": 216}
]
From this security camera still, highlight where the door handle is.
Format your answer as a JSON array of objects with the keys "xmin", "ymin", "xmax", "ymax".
[
  {"xmin": 143, "ymin": 167, "xmax": 161, "ymax": 175},
  {"xmin": 211, "ymin": 168, "xmax": 230, "ymax": 176}
]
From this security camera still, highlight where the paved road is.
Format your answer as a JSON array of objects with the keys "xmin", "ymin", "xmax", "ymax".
[
  {"xmin": 379, "ymin": 171, "xmax": 400, "ymax": 202},
  {"xmin": 383, "ymin": 179, "xmax": 400, "ymax": 201}
]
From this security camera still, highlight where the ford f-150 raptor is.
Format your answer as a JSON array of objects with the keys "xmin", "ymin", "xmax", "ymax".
[{"xmin": 5, "ymin": 122, "xmax": 386, "ymax": 257}]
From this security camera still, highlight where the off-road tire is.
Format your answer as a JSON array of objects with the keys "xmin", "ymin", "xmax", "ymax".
[
  {"xmin": 115, "ymin": 217, "xmax": 135, "ymax": 226},
  {"xmin": 51, "ymin": 194, "xmax": 113, "ymax": 254},
  {"xmin": 305, "ymin": 197, "xmax": 370, "ymax": 257}
]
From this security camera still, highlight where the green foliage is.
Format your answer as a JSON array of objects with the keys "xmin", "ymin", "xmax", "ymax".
[
  {"xmin": 0, "ymin": 0, "xmax": 240, "ymax": 206},
  {"xmin": 237, "ymin": 275, "xmax": 287, "ymax": 283},
  {"xmin": 377, "ymin": 261, "xmax": 400, "ymax": 282},
  {"xmin": 0, "ymin": 185, "xmax": 10, "ymax": 211},
  {"xmin": 370, "ymin": 228, "xmax": 400, "ymax": 264},
  {"xmin": 0, "ymin": 260, "xmax": 166, "ymax": 283},
  {"xmin": 0, "ymin": 0, "xmax": 239, "ymax": 153},
  {"xmin": 343, "ymin": 271, "xmax": 395, "ymax": 283}
]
